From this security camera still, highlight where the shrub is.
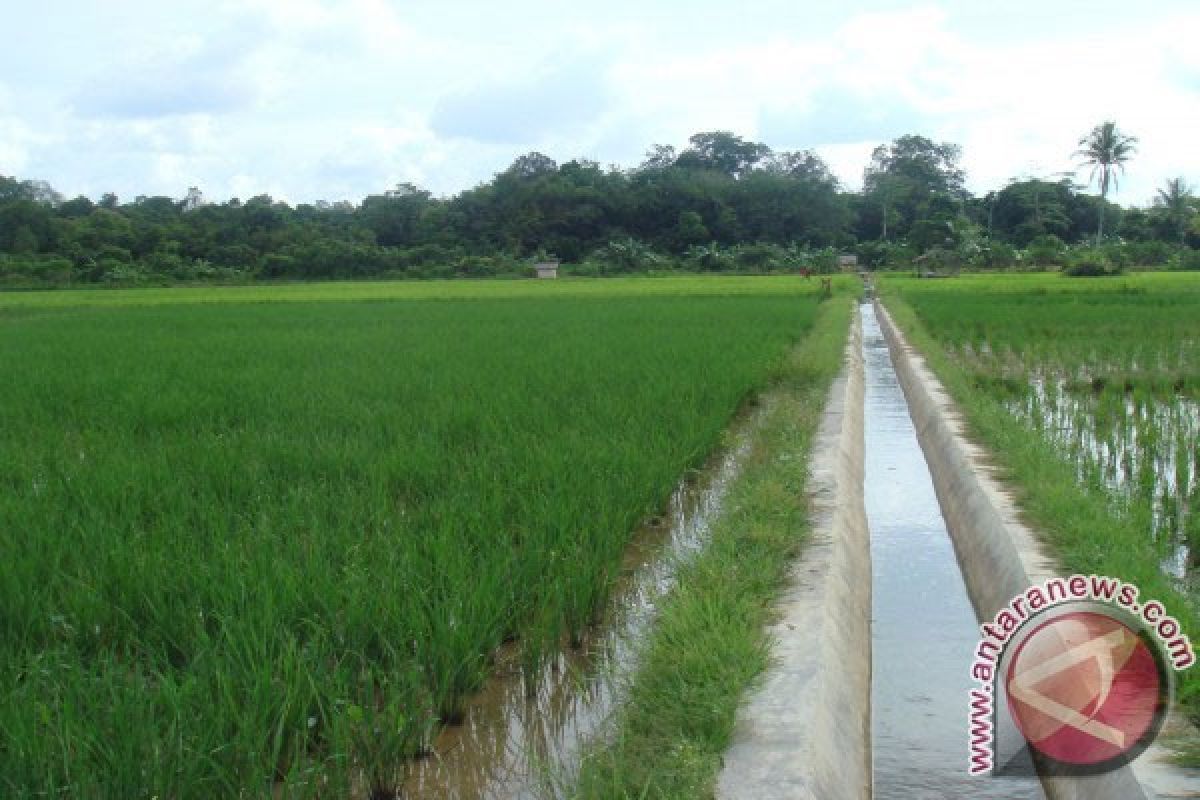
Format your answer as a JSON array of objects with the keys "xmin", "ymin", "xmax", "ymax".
[
  {"xmin": 591, "ymin": 238, "xmax": 663, "ymax": 273},
  {"xmin": 260, "ymin": 253, "xmax": 297, "ymax": 278},
  {"xmin": 1098, "ymin": 242, "xmax": 1132, "ymax": 269},
  {"xmin": 733, "ymin": 242, "xmax": 783, "ymax": 271},
  {"xmin": 1025, "ymin": 234, "xmax": 1066, "ymax": 267},
  {"xmin": 402, "ymin": 244, "xmax": 459, "ymax": 267},
  {"xmin": 208, "ymin": 244, "xmax": 257, "ymax": 268},
  {"xmin": 1122, "ymin": 240, "xmax": 1174, "ymax": 267},
  {"xmin": 563, "ymin": 260, "xmax": 602, "ymax": 277},
  {"xmin": 974, "ymin": 240, "xmax": 1019, "ymax": 269},
  {"xmin": 1063, "ymin": 251, "xmax": 1121, "ymax": 276},
  {"xmin": 453, "ymin": 255, "xmax": 497, "ymax": 278},
  {"xmin": 98, "ymin": 259, "xmax": 146, "ymax": 285},
  {"xmin": 0, "ymin": 255, "xmax": 74, "ymax": 286},
  {"xmin": 684, "ymin": 243, "xmax": 734, "ymax": 272},
  {"xmin": 916, "ymin": 247, "xmax": 962, "ymax": 272},
  {"xmin": 854, "ymin": 240, "xmax": 917, "ymax": 269},
  {"xmin": 796, "ymin": 245, "xmax": 839, "ymax": 274},
  {"xmin": 142, "ymin": 250, "xmax": 186, "ymax": 277},
  {"xmin": 1169, "ymin": 248, "xmax": 1200, "ymax": 272},
  {"xmin": 1063, "ymin": 261, "xmax": 1108, "ymax": 276},
  {"xmin": 1063, "ymin": 246, "xmax": 1123, "ymax": 276}
]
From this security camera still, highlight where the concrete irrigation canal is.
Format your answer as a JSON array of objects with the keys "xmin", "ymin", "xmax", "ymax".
[
  {"xmin": 861, "ymin": 302, "xmax": 1041, "ymax": 799},
  {"xmin": 719, "ymin": 297, "xmax": 1200, "ymax": 800},
  {"xmin": 401, "ymin": 290, "xmax": 1200, "ymax": 799}
]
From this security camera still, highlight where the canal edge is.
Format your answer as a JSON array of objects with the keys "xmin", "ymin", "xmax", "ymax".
[{"xmin": 717, "ymin": 304, "xmax": 872, "ymax": 800}]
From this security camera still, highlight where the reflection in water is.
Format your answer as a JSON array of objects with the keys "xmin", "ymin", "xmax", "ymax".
[
  {"xmin": 1006, "ymin": 376, "xmax": 1199, "ymax": 580},
  {"xmin": 862, "ymin": 302, "xmax": 1043, "ymax": 799},
  {"xmin": 399, "ymin": 414, "xmax": 757, "ymax": 798}
]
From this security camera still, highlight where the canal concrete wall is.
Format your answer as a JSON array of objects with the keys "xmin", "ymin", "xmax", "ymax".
[
  {"xmin": 717, "ymin": 307, "xmax": 871, "ymax": 800},
  {"xmin": 873, "ymin": 299, "xmax": 1196, "ymax": 800}
]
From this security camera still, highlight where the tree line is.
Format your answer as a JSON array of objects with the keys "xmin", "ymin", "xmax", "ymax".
[{"xmin": 1, "ymin": 126, "xmax": 1197, "ymax": 286}]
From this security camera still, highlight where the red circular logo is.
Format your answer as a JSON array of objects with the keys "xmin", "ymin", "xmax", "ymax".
[{"xmin": 1005, "ymin": 610, "xmax": 1166, "ymax": 768}]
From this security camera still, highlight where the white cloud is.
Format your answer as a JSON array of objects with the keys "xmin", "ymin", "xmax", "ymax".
[
  {"xmin": 431, "ymin": 51, "xmax": 615, "ymax": 145},
  {"xmin": 0, "ymin": 1, "xmax": 1196, "ymax": 207}
]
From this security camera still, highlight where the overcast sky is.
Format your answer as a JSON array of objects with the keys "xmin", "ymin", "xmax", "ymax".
[{"xmin": 2, "ymin": 1, "xmax": 1197, "ymax": 207}]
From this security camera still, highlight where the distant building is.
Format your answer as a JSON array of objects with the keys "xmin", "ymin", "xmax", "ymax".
[
  {"xmin": 838, "ymin": 254, "xmax": 858, "ymax": 271},
  {"xmin": 535, "ymin": 261, "xmax": 559, "ymax": 279}
]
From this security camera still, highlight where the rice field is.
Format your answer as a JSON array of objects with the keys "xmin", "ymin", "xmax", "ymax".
[
  {"xmin": 883, "ymin": 272, "xmax": 1200, "ymax": 583},
  {"xmin": 0, "ymin": 276, "xmax": 829, "ymax": 798}
]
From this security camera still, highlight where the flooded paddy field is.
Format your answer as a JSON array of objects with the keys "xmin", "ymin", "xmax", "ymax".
[
  {"xmin": 1010, "ymin": 378, "xmax": 1198, "ymax": 577},
  {"xmin": 885, "ymin": 272, "xmax": 1200, "ymax": 587},
  {"xmin": 0, "ymin": 277, "xmax": 827, "ymax": 798}
]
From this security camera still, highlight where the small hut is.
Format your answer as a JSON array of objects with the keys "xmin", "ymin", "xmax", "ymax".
[
  {"xmin": 837, "ymin": 254, "xmax": 859, "ymax": 272},
  {"xmin": 534, "ymin": 261, "xmax": 559, "ymax": 279}
]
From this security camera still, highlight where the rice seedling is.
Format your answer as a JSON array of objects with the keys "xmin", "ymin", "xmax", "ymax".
[{"xmin": 0, "ymin": 277, "xmax": 828, "ymax": 798}]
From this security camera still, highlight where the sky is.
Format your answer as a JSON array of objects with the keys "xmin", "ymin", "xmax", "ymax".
[{"xmin": 1, "ymin": 0, "xmax": 1197, "ymax": 207}]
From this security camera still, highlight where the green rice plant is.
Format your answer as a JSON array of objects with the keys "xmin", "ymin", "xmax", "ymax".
[
  {"xmin": 0, "ymin": 277, "xmax": 839, "ymax": 797},
  {"xmin": 884, "ymin": 271, "xmax": 1200, "ymax": 572}
]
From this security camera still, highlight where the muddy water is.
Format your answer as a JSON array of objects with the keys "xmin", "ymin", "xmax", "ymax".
[
  {"xmin": 1009, "ymin": 376, "xmax": 1199, "ymax": 579},
  {"xmin": 397, "ymin": 414, "xmax": 758, "ymax": 798},
  {"xmin": 861, "ymin": 303, "xmax": 1043, "ymax": 799}
]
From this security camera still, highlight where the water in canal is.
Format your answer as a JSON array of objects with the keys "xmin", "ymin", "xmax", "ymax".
[{"xmin": 861, "ymin": 301, "xmax": 1043, "ymax": 799}]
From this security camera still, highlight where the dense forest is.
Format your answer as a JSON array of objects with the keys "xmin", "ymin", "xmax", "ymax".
[{"xmin": 1, "ymin": 131, "xmax": 1197, "ymax": 286}]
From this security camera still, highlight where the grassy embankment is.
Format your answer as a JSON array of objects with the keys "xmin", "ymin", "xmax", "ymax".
[
  {"xmin": 572, "ymin": 291, "xmax": 854, "ymax": 797},
  {"xmin": 0, "ymin": 276, "xmax": 842, "ymax": 798},
  {"xmin": 879, "ymin": 271, "xmax": 1200, "ymax": 727}
]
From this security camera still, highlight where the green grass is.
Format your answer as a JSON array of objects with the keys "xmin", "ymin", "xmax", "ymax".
[
  {"xmin": 0, "ymin": 274, "xmax": 833, "ymax": 311},
  {"xmin": 879, "ymin": 272, "xmax": 1200, "ymax": 726},
  {"xmin": 0, "ymin": 276, "xmax": 844, "ymax": 798},
  {"xmin": 572, "ymin": 296, "xmax": 852, "ymax": 799},
  {"xmin": 881, "ymin": 272, "xmax": 1200, "ymax": 395},
  {"xmin": 882, "ymin": 270, "xmax": 1200, "ymax": 296}
]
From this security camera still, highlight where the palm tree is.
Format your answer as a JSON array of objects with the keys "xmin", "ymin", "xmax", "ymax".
[
  {"xmin": 1155, "ymin": 177, "xmax": 1196, "ymax": 244},
  {"xmin": 1074, "ymin": 121, "xmax": 1138, "ymax": 242}
]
